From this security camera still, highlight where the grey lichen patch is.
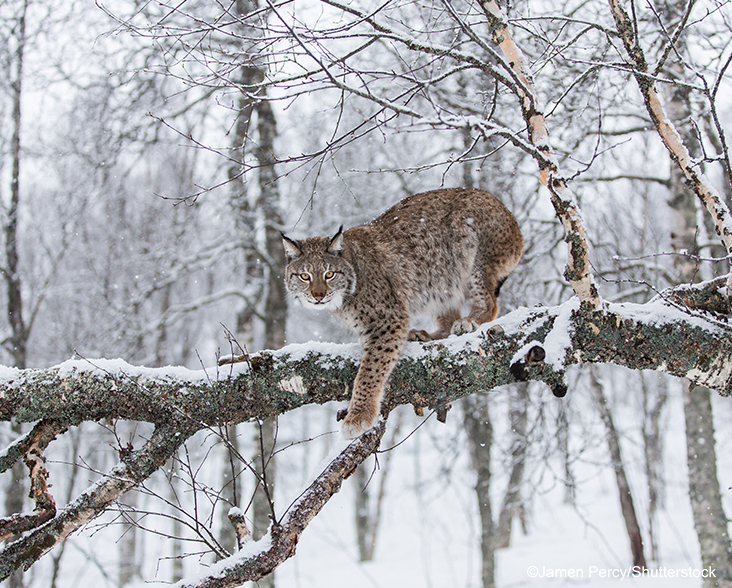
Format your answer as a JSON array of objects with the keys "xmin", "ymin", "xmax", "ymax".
[
  {"xmin": 574, "ymin": 303, "xmax": 732, "ymax": 396},
  {"xmin": 662, "ymin": 277, "xmax": 731, "ymax": 316}
]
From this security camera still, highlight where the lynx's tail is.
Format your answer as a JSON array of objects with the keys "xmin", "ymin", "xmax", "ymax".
[{"xmin": 495, "ymin": 276, "xmax": 508, "ymax": 298}]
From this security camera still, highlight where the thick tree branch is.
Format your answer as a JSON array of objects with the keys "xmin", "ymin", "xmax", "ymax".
[{"xmin": 0, "ymin": 285, "xmax": 729, "ymax": 431}]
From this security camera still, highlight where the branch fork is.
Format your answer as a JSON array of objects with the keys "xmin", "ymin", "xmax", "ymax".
[{"xmin": 0, "ymin": 420, "xmax": 68, "ymax": 543}]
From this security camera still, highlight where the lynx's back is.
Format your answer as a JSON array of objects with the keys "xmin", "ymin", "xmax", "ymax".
[
  {"xmin": 365, "ymin": 188, "xmax": 522, "ymax": 319},
  {"xmin": 283, "ymin": 187, "xmax": 523, "ymax": 437}
]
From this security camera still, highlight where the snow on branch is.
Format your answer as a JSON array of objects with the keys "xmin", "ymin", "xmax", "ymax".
[
  {"xmin": 0, "ymin": 288, "xmax": 728, "ymax": 432},
  {"xmin": 0, "ymin": 282, "xmax": 729, "ymax": 582}
]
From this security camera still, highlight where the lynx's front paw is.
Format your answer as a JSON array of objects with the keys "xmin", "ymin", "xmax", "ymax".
[
  {"xmin": 341, "ymin": 405, "xmax": 378, "ymax": 439},
  {"xmin": 407, "ymin": 328, "xmax": 432, "ymax": 342},
  {"xmin": 451, "ymin": 317, "xmax": 480, "ymax": 336}
]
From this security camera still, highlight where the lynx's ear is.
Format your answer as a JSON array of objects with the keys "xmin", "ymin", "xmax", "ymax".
[
  {"xmin": 327, "ymin": 225, "xmax": 344, "ymax": 255},
  {"xmin": 281, "ymin": 233, "xmax": 302, "ymax": 261}
]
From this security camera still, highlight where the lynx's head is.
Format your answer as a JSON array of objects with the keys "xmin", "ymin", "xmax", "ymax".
[{"xmin": 282, "ymin": 226, "xmax": 356, "ymax": 310}]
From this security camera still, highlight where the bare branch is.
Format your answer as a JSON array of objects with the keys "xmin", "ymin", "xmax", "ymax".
[
  {"xmin": 480, "ymin": 0, "xmax": 602, "ymax": 308},
  {"xmin": 175, "ymin": 422, "xmax": 386, "ymax": 587},
  {"xmin": 607, "ymin": 0, "xmax": 732, "ymax": 296},
  {"xmin": 0, "ymin": 423, "xmax": 195, "ymax": 581}
]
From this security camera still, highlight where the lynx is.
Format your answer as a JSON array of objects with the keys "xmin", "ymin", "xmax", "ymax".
[{"xmin": 282, "ymin": 188, "xmax": 523, "ymax": 438}]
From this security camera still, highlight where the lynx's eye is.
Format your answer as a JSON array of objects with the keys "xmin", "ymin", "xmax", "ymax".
[
  {"xmin": 324, "ymin": 270, "xmax": 335, "ymax": 280},
  {"xmin": 299, "ymin": 272, "xmax": 311, "ymax": 282}
]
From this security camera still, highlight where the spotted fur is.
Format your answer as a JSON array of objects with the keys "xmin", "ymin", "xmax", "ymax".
[{"xmin": 283, "ymin": 188, "xmax": 523, "ymax": 438}]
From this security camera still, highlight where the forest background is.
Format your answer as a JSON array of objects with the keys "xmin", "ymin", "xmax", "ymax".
[{"xmin": 1, "ymin": 0, "xmax": 732, "ymax": 587}]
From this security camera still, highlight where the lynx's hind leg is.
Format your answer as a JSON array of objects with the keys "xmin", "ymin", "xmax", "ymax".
[
  {"xmin": 451, "ymin": 264, "xmax": 500, "ymax": 336},
  {"xmin": 408, "ymin": 308, "xmax": 461, "ymax": 341}
]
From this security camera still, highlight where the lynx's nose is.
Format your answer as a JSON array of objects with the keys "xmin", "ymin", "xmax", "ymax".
[{"xmin": 312, "ymin": 291, "xmax": 326, "ymax": 302}]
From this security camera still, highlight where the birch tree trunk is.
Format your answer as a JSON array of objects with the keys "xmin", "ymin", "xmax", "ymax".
[
  {"xmin": 4, "ymin": 0, "xmax": 28, "ymax": 372},
  {"xmin": 353, "ymin": 461, "xmax": 372, "ymax": 561},
  {"xmin": 4, "ymin": 5, "xmax": 28, "ymax": 587},
  {"xmin": 219, "ymin": 0, "xmax": 260, "ymax": 554},
  {"xmin": 247, "ymin": 62, "xmax": 286, "ymax": 588},
  {"xmin": 169, "ymin": 454, "xmax": 185, "ymax": 584},
  {"xmin": 118, "ymin": 483, "xmax": 140, "ymax": 587},
  {"xmin": 4, "ymin": 422, "xmax": 24, "ymax": 588},
  {"xmin": 557, "ymin": 401, "xmax": 576, "ymax": 506},
  {"xmin": 656, "ymin": 2, "xmax": 732, "ymax": 581},
  {"xmin": 496, "ymin": 383, "xmax": 529, "ymax": 548},
  {"xmin": 223, "ymin": 6, "xmax": 287, "ymax": 587},
  {"xmin": 641, "ymin": 372, "xmax": 667, "ymax": 563},
  {"xmin": 220, "ymin": 5, "xmax": 286, "ymax": 581},
  {"xmin": 463, "ymin": 393, "xmax": 495, "ymax": 588},
  {"xmin": 354, "ymin": 414, "xmax": 400, "ymax": 562},
  {"xmin": 673, "ymin": 113, "xmax": 732, "ymax": 584},
  {"xmin": 684, "ymin": 385, "xmax": 732, "ymax": 586},
  {"xmin": 219, "ymin": 426, "xmax": 242, "ymax": 556}
]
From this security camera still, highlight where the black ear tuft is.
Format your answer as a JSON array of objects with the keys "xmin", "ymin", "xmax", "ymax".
[
  {"xmin": 327, "ymin": 225, "xmax": 344, "ymax": 255},
  {"xmin": 281, "ymin": 233, "xmax": 302, "ymax": 261}
]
